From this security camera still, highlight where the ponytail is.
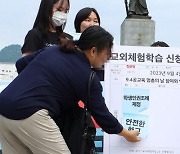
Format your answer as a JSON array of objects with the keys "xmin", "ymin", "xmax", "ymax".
[
  {"xmin": 59, "ymin": 26, "xmax": 113, "ymax": 54},
  {"xmin": 59, "ymin": 33, "xmax": 76, "ymax": 53}
]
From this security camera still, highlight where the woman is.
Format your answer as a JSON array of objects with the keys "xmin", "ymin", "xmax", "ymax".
[
  {"xmin": 74, "ymin": 7, "xmax": 104, "ymax": 82},
  {"xmin": 0, "ymin": 26, "xmax": 140, "ymax": 154},
  {"xmin": 22, "ymin": 0, "xmax": 72, "ymax": 57},
  {"xmin": 74, "ymin": 7, "xmax": 100, "ymax": 33}
]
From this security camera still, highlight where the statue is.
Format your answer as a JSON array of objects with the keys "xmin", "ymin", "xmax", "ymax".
[{"xmin": 125, "ymin": 0, "xmax": 151, "ymax": 19}]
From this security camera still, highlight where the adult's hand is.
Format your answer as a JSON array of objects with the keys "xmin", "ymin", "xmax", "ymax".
[{"xmin": 118, "ymin": 128, "xmax": 141, "ymax": 142}]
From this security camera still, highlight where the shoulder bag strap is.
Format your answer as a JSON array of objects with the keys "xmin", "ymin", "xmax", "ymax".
[{"xmin": 85, "ymin": 71, "xmax": 96, "ymax": 112}]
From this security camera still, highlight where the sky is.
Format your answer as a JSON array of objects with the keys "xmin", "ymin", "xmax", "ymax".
[{"xmin": 0, "ymin": 0, "xmax": 180, "ymax": 50}]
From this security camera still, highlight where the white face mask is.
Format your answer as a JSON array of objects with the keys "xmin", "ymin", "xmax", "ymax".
[{"xmin": 52, "ymin": 11, "xmax": 67, "ymax": 27}]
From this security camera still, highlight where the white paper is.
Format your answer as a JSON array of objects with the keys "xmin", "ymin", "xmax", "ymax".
[{"xmin": 104, "ymin": 45, "xmax": 180, "ymax": 154}]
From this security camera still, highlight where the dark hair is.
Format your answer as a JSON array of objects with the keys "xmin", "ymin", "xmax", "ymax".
[
  {"xmin": 74, "ymin": 7, "xmax": 100, "ymax": 33},
  {"xmin": 151, "ymin": 41, "xmax": 169, "ymax": 47},
  {"xmin": 60, "ymin": 25, "xmax": 113, "ymax": 54},
  {"xmin": 33, "ymin": 0, "xmax": 70, "ymax": 37}
]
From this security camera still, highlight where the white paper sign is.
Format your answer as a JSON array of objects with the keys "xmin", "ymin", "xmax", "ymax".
[{"xmin": 104, "ymin": 45, "xmax": 180, "ymax": 154}]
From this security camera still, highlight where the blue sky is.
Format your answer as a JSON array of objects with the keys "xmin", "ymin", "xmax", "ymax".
[{"xmin": 0, "ymin": 0, "xmax": 180, "ymax": 50}]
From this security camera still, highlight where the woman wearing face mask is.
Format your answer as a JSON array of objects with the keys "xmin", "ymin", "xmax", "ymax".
[
  {"xmin": 74, "ymin": 7, "xmax": 100, "ymax": 33},
  {"xmin": 21, "ymin": 0, "xmax": 72, "ymax": 57}
]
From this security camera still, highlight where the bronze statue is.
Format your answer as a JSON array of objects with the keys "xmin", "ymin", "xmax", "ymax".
[{"xmin": 125, "ymin": 0, "xmax": 150, "ymax": 18}]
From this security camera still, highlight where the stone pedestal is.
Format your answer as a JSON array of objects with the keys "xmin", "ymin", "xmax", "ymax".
[{"xmin": 120, "ymin": 18, "xmax": 155, "ymax": 46}]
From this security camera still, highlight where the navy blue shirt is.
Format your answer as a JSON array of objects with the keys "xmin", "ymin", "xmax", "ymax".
[{"xmin": 0, "ymin": 46, "xmax": 123, "ymax": 134}]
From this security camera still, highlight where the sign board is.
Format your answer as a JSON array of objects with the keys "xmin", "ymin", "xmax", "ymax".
[{"xmin": 104, "ymin": 45, "xmax": 180, "ymax": 154}]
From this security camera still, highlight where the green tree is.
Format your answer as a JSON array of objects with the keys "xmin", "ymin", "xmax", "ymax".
[{"xmin": 0, "ymin": 44, "xmax": 21, "ymax": 63}]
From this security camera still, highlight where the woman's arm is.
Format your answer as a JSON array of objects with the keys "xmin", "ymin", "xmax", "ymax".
[{"xmin": 16, "ymin": 49, "xmax": 42, "ymax": 74}]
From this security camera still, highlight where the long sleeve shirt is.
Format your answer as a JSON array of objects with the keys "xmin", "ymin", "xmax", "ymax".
[{"xmin": 0, "ymin": 46, "xmax": 123, "ymax": 134}]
